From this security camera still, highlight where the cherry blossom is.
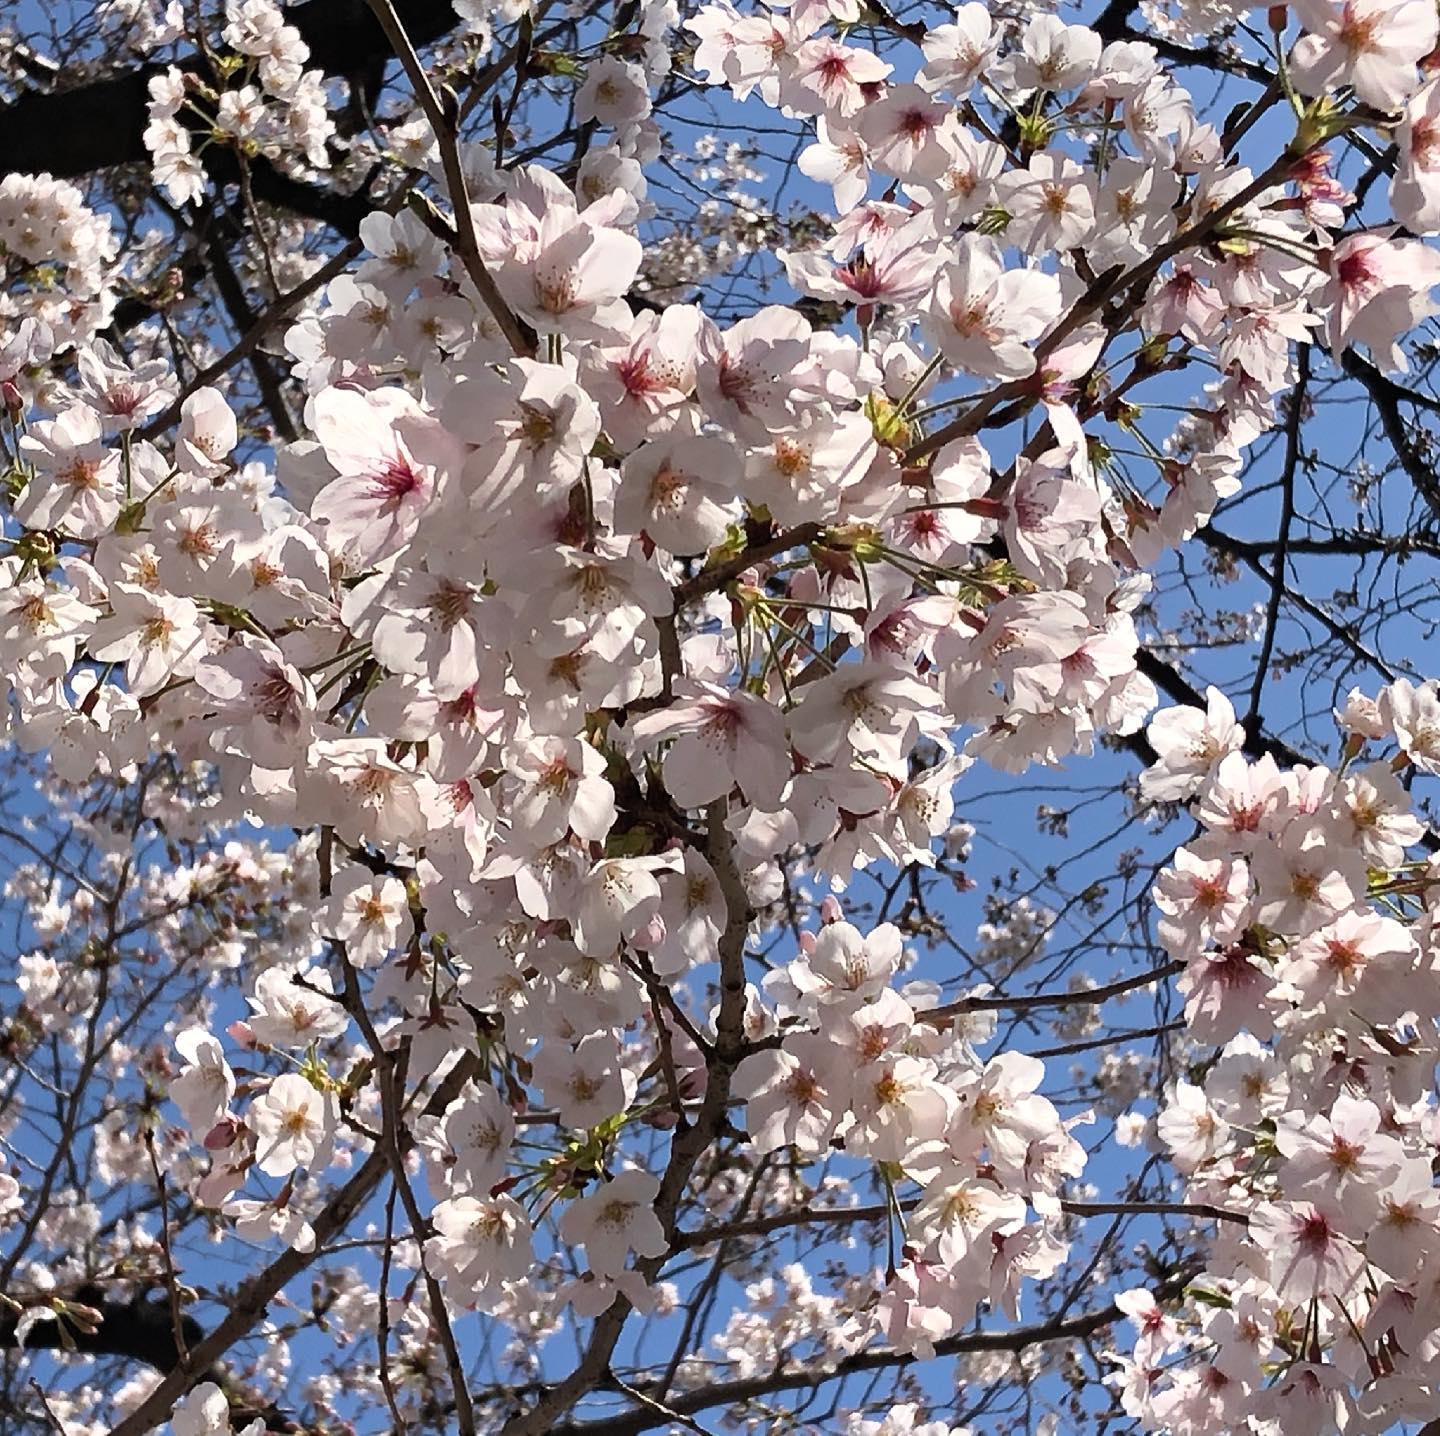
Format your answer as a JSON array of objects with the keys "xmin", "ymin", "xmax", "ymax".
[
  {"xmin": 616, "ymin": 433, "xmax": 742, "ymax": 555},
  {"xmin": 318, "ymin": 867, "xmax": 410, "ymax": 967},
  {"xmin": 628, "ymin": 680, "xmax": 792, "ymax": 808},
  {"xmin": 474, "ymin": 166, "xmax": 644, "ymax": 338},
  {"xmin": 250, "ymin": 1073, "xmax": 338, "ymax": 1178},
  {"xmin": 1290, "ymin": 0, "xmax": 1439, "ymax": 109},
  {"xmin": 921, "ymin": 237, "xmax": 1063, "ymax": 380},
  {"xmin": 309, "ymin": 386, "xmax": 452, "ymax": 564},
  {"xmin": 15, "ymin": 406, "xmax": 123, "ymax": 538},
  {"xmin": 557, "ymin": 1169, "xmax": 668, "ymax": 1282},
  {"xmin": 87, "ymin": 584, "xmax": 208, "ymax": 696},
  {"xmin": 532, "ymin": 1033, "xmax": 638, "ymax": 1129},
  {"xmin": 1318, "ymin": 230, "xmax": 1440, "ymax": 372},
  {"xmin": 170, "ymin": 1029, "xmax": 236, "ymax": 1136}
]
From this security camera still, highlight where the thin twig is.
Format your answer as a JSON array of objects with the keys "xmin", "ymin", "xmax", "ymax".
[
  {"xmin": 363, "ymin": 0, "xmax": 535, "ymax": 356},
  {"xmin": 1247, "ymin": 344, "xmax": 1309, "ymax": 728},
  {"xmin": 137, "ymin": 240, "xmax": 362, "ymax": 440},
  {"xmin": 918, "ymin": 959, "xmax": 1185, "ymax": 1025}
]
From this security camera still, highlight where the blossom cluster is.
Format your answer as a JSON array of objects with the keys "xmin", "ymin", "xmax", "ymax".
[
  {"xmin": 144, "ymin": 0, "xmax": 336, "ymax": 207},
  {"xmin": 1114, "ymin": 684, "xmax": 1440, "ymax": 1431},
  {"xmin": 0, "ymin": 173, "xmax": 117, "ymax": 367},
  {"xmin": 738, "ymin": 915, "xmax": 1083, "ymax": 1354}
]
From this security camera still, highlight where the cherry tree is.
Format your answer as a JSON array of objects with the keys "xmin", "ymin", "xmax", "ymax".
[{"xmin": 3, "ymin": 0, "xmax": 1440, "ymax": 1432}]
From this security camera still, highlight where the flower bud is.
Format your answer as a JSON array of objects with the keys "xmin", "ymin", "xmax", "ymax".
[
  {"xmin": 204, "ymin": 1116, "xmax": 242, "ymax": 1150},
  {"xmin": 227, "ymin": 1019, "xmax": 257, "ymax": 1049}
]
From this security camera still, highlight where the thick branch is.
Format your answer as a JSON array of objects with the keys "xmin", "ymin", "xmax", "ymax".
[
  {"xmin": 497, "ymin": 801, "xmax": 755, "ymax": 1435},
  {"xmin": 0, "ymin": 0, "xmax": 460, "ymax": 182},
  {"xmin": 0, "ymin": 1290, "xmax": 202, "ymax": 1374}
]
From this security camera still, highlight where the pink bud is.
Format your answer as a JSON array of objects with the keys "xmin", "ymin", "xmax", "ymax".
[
  {"xmin": 633, "ymin": 912, "xmax": 667, "ymax": 951},
  {"xmin": 820, "ymin": 895, "xmax": 844, "ymax": 925},
  {"xmin": 203, "ymin": 1116, "xmax": 241, "ymax": 1150},
  {"xmin": 227, "ymin": 1020, "xmax": 257, "ymax": 1049},
  {"xmin": 798, "ymin": 930, "xmax": 817, "ymax": 954}
]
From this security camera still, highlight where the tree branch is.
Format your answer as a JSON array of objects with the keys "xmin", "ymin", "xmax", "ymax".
[
  {"xmin": 497, "ymin": 800, "xmax": 755, "ymax": 1434},
  {"xmin": 107, "ymin": 1052, "xmax": 481, "ymax": 1436},
  {"xmin": 364, "ymin": 0, "xmax": 536, "ymax": 356},
  {"xmin": 136, "ymin": 240, "xmax": 362, "ymax": 441},
  {"xmin": 0, "ymin": 0, "xmax": 461, "ymax": 182},
  {"xmin": 547, "ymin": 1264, "xmax": 1204, "ymax": 1436},
  {"xmin": 1246, "ymin": 346, "xmax": 1308, "ymax": 729},
  {"xmin": 918, "ymin": 959, "xmax": 1185, "ymax": 1025},
  {"xmin": 0, "ymin": 1289, "xmax": 202, "ymax": 1373}
]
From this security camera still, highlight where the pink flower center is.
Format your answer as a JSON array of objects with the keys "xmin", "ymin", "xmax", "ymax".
[
  {"xmin": 898, "ymin": 108, "xmax": 934, "ymax": 143},
  {"xmin": 369, "ymin": 456, "xmax": 424, "ymax": 510},
  {"xmin": 1337, "ymin": 3, "xmax": 1383, "ymax": 53},
  {"xmin": 836, "ymin": 257, "xmax": 884, "ymax": 299},
  {"xmin": 1295, "ymin": 1209, "xmax": 1335, "ymax": 1252},
  {"xmin": 1336, "ymin": 247, "xmax": 1380, "ymax": 296},
  {"xmin": 617, "ymin": 351, "xmax": 667, "ymax": 397}
]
